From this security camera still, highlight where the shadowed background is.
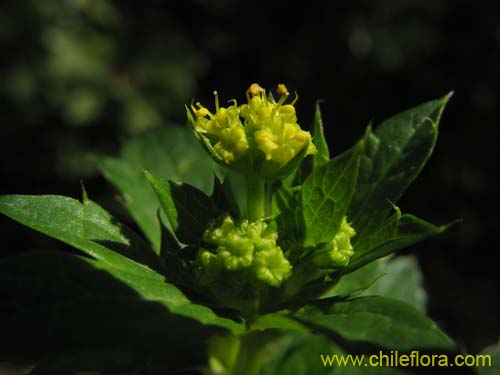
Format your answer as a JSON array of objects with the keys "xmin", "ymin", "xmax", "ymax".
[{"xmin": 1, "ymin": 0, "xmax": 498, "ymax": 354}]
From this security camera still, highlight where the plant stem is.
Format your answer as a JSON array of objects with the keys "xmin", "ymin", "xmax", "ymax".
[
  {"xmin": 246, "ymin": 173, "xmax": 267, "ymax": 221},
  {"xmin": 232, "ymin": 330, "xmax": 279, "ymax": 375},
  {"xmin": 208, "ymin": 332, "xmax": 274, "ymax": 375},
  {"xmin": 231, "ymin": 333, "xmax": 263, "ymax": 375}
]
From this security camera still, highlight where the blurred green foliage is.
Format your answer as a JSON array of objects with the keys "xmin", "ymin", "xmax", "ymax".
[{"xmin": 0, "ymin": 0, "xmax": 206, "ymax": 179}]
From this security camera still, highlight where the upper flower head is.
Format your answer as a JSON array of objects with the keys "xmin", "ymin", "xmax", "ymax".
[
  {"xmin": 188, "ymin": 84, "xmax": 317, "ymax": 178},
  {"xmin": 241, "ymin": 83, "xmax": 316, "ymax": 167}
]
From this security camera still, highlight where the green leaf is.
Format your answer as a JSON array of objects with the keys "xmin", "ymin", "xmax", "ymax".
[
  {"xmin": 289, "ymin": 102, "xmax": 330, "ymax": 186},
  {"xmin": 475, "ymin": 341, "xmax": 500, "ymax": 375},
  {"xmin": 291, "ymin": 296, "xmax": 457, "ymax": 352},
  {"xmin": 262, "ymin": 332, "xmax": 340, "ymax": 375},
  {"xmin": 262, "ymin": 332, "xmax": 411, "ymax": 375},
  {"xmin": 330, "ymin": 255, "xmax": 427, "ymax": 311},
  {"xmin": 98, "ymin": 125, "xmax": 218, "ymax": 251},
  {"xmin": 301, "ymin": 143, "xmax": 361, "ymax": 247},
  {"xmin": 158, "ymin": 215, "xmax": 193, "ymax": 288},
  {"xmin": 0, "ymin": 194, "xmax": 161, "ymax": 276},
  {"xmin": 347, "ymin": 209, "xmax": 449, "ymax": 272},
  {"xmin": 0, "ymin": 251, "xmax": 243, "ymax": 358},
  {"xmin": 273, "ymin": 186, "xmax": 304, "ymax": 246},
  {"xmin": 348, "ymin": 93, "xmax": 452, "ymax": 251},
  {"xmin": 312, "ymin": 101, "xmax": 330, "ymax": 169},
  {"xmin": 211, "ymin": 175, "xmax": 241, "ymax": 219},
  {"xmin": 251, "ymin": 311, "xmax": 308, "ymax": 332},
  {"xmin": 120, "ymin": 126, "xmax": 217, "ymax": 191},
  {"xmin": 145, "ymin": 171, "xmax": 217, "ymax": 245},
  {"xmin": 81, "ymin": 190, "xmax": 161, "ymax": 271},
  {"xmin": 98, "ymin": 157, "xmax": 162, "ymax": 251},
  {"xmin": 327, "ymin": 258, "xmax": 385, "ymax": 297},
  {"xmin": 365, "ymin": 255, "xmax": 427, "ymax": 311}
]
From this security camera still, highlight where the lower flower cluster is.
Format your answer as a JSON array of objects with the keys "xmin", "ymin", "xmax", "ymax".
[
  {"xmin": 196, "ymin": 215, "xmax": 292, "ymax": 288},
  {"xmin": 193, "ymin": 213, "xmax": 356, "ymax": 312}
]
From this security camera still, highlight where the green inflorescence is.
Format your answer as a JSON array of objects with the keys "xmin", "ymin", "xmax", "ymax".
[
  {"xmin": 186, "ymin": 84, "xmax": 363, "ymax": 312},
  {"xmin": 312, "ymin": 217, "xmax": 356, "ymax": 268},
  {"xmin": 188, "ymin": 83, "xmax": 316, "ymax": 178},
  {"xmin": 196, "ymin": 215, "xmax": 292, "ymax": 288}
]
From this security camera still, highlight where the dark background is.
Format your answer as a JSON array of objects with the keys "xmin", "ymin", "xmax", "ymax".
[{"xmin": 1, "ymin": 0, "xmax": 498, "ymax": 354}]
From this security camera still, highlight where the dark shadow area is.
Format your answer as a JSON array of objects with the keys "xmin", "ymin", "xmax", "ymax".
[{"xmin": 0, "ymin": 251, "xmax": 219, "ymax": 374}]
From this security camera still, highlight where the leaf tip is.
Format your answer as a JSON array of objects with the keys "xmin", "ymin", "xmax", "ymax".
[
  {"xmin": 315, "ymin": 99, "xmax": 325, "ymax": 111},
  {"xmin": 440, "ymin": 218, "xmax": 462, "ymax": 232},
  {"xmin": 386, "ymin": 199, "xmax": 402, "ymax": 218},
  {"xmin": 80, "ymin": 180, "xmax": 89, "ymax": 202},
  {"xmin": 417, "ymin": 92, "xmax": 453, "ymax": 130},
  {"xmin": 143, "ymin": 170, "xmax": 153, "ymax": 181},
  {"xmin": 433, "ymin": 91, "xmax": 454, "ymax": 124},
  {"xmin": 185, "ymin": 103, "xmax": 195, "ymax": 125},
  {"xmin": 442, "ymin": 90, "xmax": 455, "ymax": 104}
]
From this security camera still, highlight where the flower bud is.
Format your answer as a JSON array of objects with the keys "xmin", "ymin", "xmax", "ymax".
[
  {"xmin": 195, "ymin": 215, "xmax": 291, "ymax": 288},
  {"xmin": 312, "ymin": 217, "xmax": 356, "ymax": 268},
  {"xmin": 254, "ymin": 247, "xmax": 292, "ymax": 287}
]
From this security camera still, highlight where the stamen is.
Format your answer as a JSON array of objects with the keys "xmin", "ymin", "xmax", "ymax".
[
  {"xmin": 276, "ymin": 91, "xmax": 290, "ymax": 107},
  {"xmin": 290, "ymin": 92, "xmax": 299, "ymax": 106},
  {"xmin": 195, "ymin": 101, "xmax": 214, "ymax": 119},
  {"xmin": 213, "ymin": 90, "xmax": 220, "ymax": 111},
  {"xmin": 277, "ymin": 84, "xmax": 289, "ymax": 95},
  {"xmin": 247, "ymin": 83, "xmax": 264, "ymax": 96},
  {"xmin": 190, "ymin": 102, "xmax": 198, "ymax": 117}
]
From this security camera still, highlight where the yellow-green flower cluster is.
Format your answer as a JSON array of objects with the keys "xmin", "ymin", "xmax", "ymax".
[
  {"xmin": 197, "ymin": 215, "xmax": 292, "ymax": 287},
  {"xmin": 240, "ymin": 84, "xmax": 316, "ymax": 165},
  {"xmin": 192, "ymin": 98, "xmax": 249, "ymax": 164},
  {"xmin": 312, "ymin": 217, "xmax": 356, "ymax": 268},
  {"xmin": 189, "ymin": 83, "xmax": 316, "ymax": 174}
]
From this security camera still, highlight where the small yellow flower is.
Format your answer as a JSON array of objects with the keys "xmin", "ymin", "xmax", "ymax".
[
  {"xmin": 213, "ymin": 124, "xmax": 249, "ymax": 164},
  {"xmin": 188, "ymin": 83, "xmax": 317, "ymax": 174},
  {"xmin": 254, "ymin": 121, "xmax": 313, "ymax": 164},
  {"xmin": 190, "ymin": 93, "xmax": 249, "ymax": 164},
  {"xmin": 240, "ymin": 83, "xmax": 316, "ymax": 167}
]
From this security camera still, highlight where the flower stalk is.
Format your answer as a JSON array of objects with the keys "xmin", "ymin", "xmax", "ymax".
[
  {"xmin": 245, "ymin": 173, "xmax": 267, "ymax": 221},
  {"xmin": 208, "ymin": 331, "xmax": 276, "ymax": 375}
]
